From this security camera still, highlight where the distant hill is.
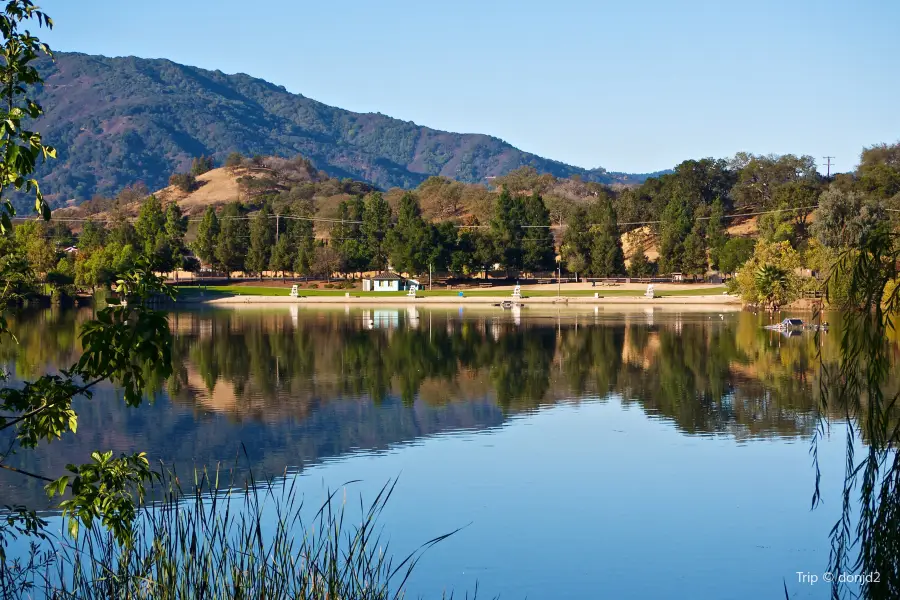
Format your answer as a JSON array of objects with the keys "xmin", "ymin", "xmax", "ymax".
[{"xmin": 27, "ymin": 52, "xmax": 664, "ymax": 208}]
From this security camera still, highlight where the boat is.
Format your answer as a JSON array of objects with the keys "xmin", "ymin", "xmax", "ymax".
[{"xmin": 763, "ymin": 318, "xmax": 804, "ymax": 331}]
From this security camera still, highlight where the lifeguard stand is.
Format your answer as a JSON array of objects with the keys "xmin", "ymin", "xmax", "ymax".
[
  {"xmin": 289, "ymin": 284, "xmax": 299, "ymax": 298},
  {"xmin": 645, "ymin": 284, "xmax": 655, "ymax": 299},
  {"xmin": 512, "ymin": 284, "xmax": 521, "ymax": 300}
]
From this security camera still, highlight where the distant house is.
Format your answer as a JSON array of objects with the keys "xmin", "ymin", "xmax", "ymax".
[{"xmin": 363, "ymin": 272, "xmax": 415, "ymax": 292}]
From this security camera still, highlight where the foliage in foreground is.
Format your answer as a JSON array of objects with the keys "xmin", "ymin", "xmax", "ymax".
[
  {"xmin": 814, "ymin": 225, "xmax": 900, "ymax": 599},
  {"xmin": 0, "ymin": 472, "xmax": 475, "ymax": 599}
]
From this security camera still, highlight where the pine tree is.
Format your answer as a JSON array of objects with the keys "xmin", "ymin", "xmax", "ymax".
[
  {"xmin": 682, "ymin": 223, "xmax": 708, "ymax": 276},
  {"xmin": 215, "ymin": 202, "xmax": 249, "ymax": 277},
  {"xmin": 194, "ymin": 206, "xmax": 220, "ymax": 269},
  {"xmin": 164, "ymin": 202, "xmax": 188, "ymax": 270},
  {"xmin": 521, "ymin": 192, "xmax": 555, "ymax": 273},
  {"xmin": 361, "ymin": 192, "xmax": 392, "ymax": 271},
  {"xmin": 387, "ymin": 192, "xmax": 430, "ymax": 275},
  {"xmin": 706, "ymin": 197, "xmax": 728, "ymax": 270},
  {"xmin": 135, "ymin": 195, "xmax": 166, "ymax": 257},
  {"xmin": 294, "ymin": 208, "xmax": 315, "ymax": 277},
  {"xmin": 490, "ymin": 187, "xmax": 525, "ymax": 273},
  {"xmin": 246, "ymin": 205, "xmax": 274, "ymax": 278},
  {"xmin": 588, "ymin": 198, "xmax": 626, "ymax": 276},
  {"xmin": 658, "ymin": 193, "xmax": 692, "ymax": 274},
  {"xmin": 561, "ymin": 206, "xmax": 590, "ymax": 276},
  {"xmin": 628, "ymin": 241, "xmax": 652, "ymax": 278}
]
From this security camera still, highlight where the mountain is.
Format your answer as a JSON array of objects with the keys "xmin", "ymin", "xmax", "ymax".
[{"xmin": 27, "ymin": 52, "xmax": 661, "ymax": 208}]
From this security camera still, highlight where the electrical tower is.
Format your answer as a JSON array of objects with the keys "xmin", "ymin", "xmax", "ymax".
[{"xmin": 822, "ymin": 156, "xmax": 835, "ymax": 177}]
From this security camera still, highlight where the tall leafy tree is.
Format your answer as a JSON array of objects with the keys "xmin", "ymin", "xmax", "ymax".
[
  {"xmin": 560, "ymin": 206, "xmax": 591, "ymax": 276},
  {"xmin": 79, "ymin": 218, "xmax": 106, "ymax": 250},
  {"xmin": 811, "ymin": 186, "xmax": 886, "ymax": 249},
  {"xmin": 164, "ymin": 201, "xmax": 187, "ymax": 269},
  {"xmin": 246, "ymin": 204, "xmax": 274, "ymax": 277},
  {"xmin": 332, "ymin": 197, "xmax": 368, "ymax": 275},
  {"xmin": 705, "ymin": 198, "xmax": 728, "ymax": 270},
  {"xmin": 658, "ymin": 194, "xmax": 692, "ymax": 274},
  {"xmin": 135, "ymin": 195, "xmax": 170, "ymax": 268},
  {"xmin": 194, "ymin": 206, "xmax": 220, "ymax": 268},
  {"xmin": 490, "ymin": 188, "xmax": 524, "ymax": 273},
  {"xmin": 361, "ymin": 192, "xmax": 392, "ymax": 271},
  {"xmin": 521, "ymin": 192, "xmax": 555, "ymax": 273},
  {"xmin": 294, "ymin": 207, "xmax": 316, "ymax": 277},
  {"xmin": 628, "ymin": 242, "xmax": 653, "ymax": 277},
  {"xmin": 681, "ymin": 223, "xmax": 708, "ymax": 276},
  {"xmin": 387, "ymin": 192, "xmax": 431, "ymax": 275},
  {"xmin": 215, "ymin": 202, "xmax": 249, "ymax": 275},
  {"xmin": 588, "ymin": 198, "xmax": 625, "ymax": 277}
]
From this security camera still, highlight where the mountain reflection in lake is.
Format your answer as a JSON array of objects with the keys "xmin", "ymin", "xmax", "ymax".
[{"xmin": 0, "ymin": 306, "xmax": 853, "ymax": 598}]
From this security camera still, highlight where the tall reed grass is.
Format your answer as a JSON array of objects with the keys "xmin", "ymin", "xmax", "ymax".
[{"xmin": 0, "ymin": 466, "xmax": 478, "ymax": 599}]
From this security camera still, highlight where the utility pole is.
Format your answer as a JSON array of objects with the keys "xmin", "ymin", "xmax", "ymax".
[
  {"xmin": 822, "ymin": 156, "xmax": 835, "ymax": 178},
  {"xmin": 275, "ymin": 213, "xmax": 280, "ymax": 244}
]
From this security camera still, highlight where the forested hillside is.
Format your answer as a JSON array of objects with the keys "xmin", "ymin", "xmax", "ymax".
[{"xmin": 24, "ymin": 52, "xmax": 659, "ymax": 208}]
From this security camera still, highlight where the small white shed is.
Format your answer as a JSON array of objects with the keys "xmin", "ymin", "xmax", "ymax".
[{"xmin": 364, "ymin": 272, "xmax": 406, "ymax": 292}]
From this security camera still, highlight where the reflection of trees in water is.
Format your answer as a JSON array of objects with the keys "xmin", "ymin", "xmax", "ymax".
[
  {"xmin": 3, "ymin": 308, "xmax": 855, "ymax": 441},
  {"xmin": 157, "ymin": 310, "xmax": 859, "ymax": 438}
]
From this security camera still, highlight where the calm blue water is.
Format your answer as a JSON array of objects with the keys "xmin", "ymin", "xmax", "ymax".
[{"xmin": 1, "ymin": 306, "xmax": 854, "ymax": 598}]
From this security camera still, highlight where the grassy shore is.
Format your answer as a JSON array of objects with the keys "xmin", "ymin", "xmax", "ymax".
[{"xmin": 177, "ymin": 285, "xmax": 728, "ymax": 299}]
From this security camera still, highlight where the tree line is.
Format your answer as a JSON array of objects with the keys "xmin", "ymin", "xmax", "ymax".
[{"xmin": 6, "ymin": 142, "xmax": 900, "ymax": 294}]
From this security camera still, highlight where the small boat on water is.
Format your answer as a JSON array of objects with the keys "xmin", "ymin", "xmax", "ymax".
[
  {"xmin": 763, "ymin": 318, "xmax": 830, "ymax": 333},
  {"xmin": 764, "ymin": 318, "xmax": 805, "ymax": 331}
]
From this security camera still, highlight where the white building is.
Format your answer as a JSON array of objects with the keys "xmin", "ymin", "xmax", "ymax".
[{"xmin": 363, "ymin": 273, "xmax": 415, "ymax": 292}]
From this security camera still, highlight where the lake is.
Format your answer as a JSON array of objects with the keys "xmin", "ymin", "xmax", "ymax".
[{"xmin": 0, "ymin": 305, "xmax": 852, "ymax": 599}]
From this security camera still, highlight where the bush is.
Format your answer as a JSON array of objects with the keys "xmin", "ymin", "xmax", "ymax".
[{"xmin": 168, "ymin": 172, "xmax": 198, "ymax": 193}]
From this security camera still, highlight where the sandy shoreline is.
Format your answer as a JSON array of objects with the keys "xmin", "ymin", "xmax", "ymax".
[{"xmin": 181, "ymin": 294, "xmax": 742, "ymax": 308}]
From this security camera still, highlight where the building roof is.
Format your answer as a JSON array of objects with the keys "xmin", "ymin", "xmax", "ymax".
[{"xmin": 373, "ymin": 273, "xmax": 403, "ymax": 281}]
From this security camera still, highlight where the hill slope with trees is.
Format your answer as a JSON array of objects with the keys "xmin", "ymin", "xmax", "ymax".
[{"xmin": 24, "ymin": 52, "xmax": 661, "ymax": 208}]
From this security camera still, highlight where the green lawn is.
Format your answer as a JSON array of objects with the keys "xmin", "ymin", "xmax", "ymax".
[{"xmin": 176, "ymin": 285, "xmax": 728, "ymax": 298}]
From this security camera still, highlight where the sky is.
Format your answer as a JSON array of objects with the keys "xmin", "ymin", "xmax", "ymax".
[{"xmin": 37, "ymin": 0, "xmax": 900, "ymax": 175}]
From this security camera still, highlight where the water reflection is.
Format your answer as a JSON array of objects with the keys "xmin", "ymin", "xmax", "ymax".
[{"xmin": 0, "ymin": 306, "xmax": 852, "ymax": 508}]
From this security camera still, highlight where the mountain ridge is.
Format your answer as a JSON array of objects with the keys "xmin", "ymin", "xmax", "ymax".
[{"xmin": 25, "ymin": 51, "xmax": 664, "ymax": 207}]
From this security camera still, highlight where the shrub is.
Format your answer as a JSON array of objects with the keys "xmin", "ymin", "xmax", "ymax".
[{"xmin": 169, "ymin": 172, "xmax": 198, "ymax": 193}]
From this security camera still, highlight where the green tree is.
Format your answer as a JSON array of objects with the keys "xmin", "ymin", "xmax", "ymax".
[
  {"xmin": 361, "ymin": 192, "xmax": 392, "ymax": 271},
  {"xmin": 14, "ymin": 220, "xmax": 56, "ymax": 275},
  {"xmin": 135, "ymin": 195, "xmax": 168, "ymax": 264},
  {"xmin": 490, "ymin": 188, "xmax": 524, "ymax": 273},
  {"xmin": 811, "ymin": 185, "xmax": 885, "ymax": 249},
  {"xmin": 628, "ymin": 242, "xmax": 653, "ymax": 278},
  {"xmin": 294, "ymin": 208, "xmax": 316, "ymax": 277},
  {"xmin": 164, "ymin": 201, "xmax": 187, "ymax": 269},
  {"xmin": 658, "ymin": 194, "xmax": 692, "ymax": 274},
  {"xmin": 717, "ymin": 237, "xmax": 755, "ymax": 274},
  {"xmin": 194, "ymin": 206, "xmax": 220, "ymax": 268},
  {"xmin": 681, "ymin": 223, "xmax": 708, "ymax": 276},
  {"xmin": 215, "ymin": 202, "xmax": 249, "ymax": 276},
  {"xmin": 190, "ymin": 155, "xmax": 214, "ymax": 176},
  {"xmin": 521, "ymin": 192, "xmax": 555, "ymax": 273},
  {"xmin": 246, "ymin": 205, "xmax": 274, "ymax": 277},
  {"xmin": 706, "ymin": 198, "xmax": 728, "ymax": 270},
  {"xmin": 733, "ymin": 239, "xmax": 801, "ymax": 307},
  {"xmin": 79, "ymin": 218, "xmax": 106, "ymax": 250},
  {"xmin": 332, "ymin": 197, "xmax": 368, "ymax": 275},
  {"xmin": 387, "ymin": 192, "xmax": 430, "ymax": 275},
  {"xmin": 560, "ymin": 206, "xmax": 590, "ymax": 277},
  {"xmin": 588, "ymin": 198, "xmax": 625, "ymax": 277}
]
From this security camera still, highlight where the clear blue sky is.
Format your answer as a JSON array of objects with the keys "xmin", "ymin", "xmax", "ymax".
[{"xmin": 38, "ymin": 0, "xmax": 899, "ymax": 174}]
